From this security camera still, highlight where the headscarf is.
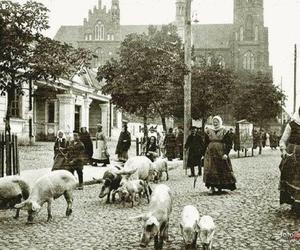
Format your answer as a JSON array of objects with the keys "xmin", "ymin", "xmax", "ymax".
[
  {"xmin": 291, "ymin": 107, "xmax": 300, "ymax": 125},
  {"xmin": 56, "ymin": 130, "xmax": 66, "ymax": 139},
  {"xmin": 211, "ymin": 115, "xmax": 224, "ymax": 131}
]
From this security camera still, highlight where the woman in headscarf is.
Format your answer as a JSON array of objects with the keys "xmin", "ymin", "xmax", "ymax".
[
  {"xmin": 115, "ymin": 123, "xmax": 131, "ymax": 163},
  {"xmin": 79, "ymin": 127, "xmax": 93, "ymax": 165},
  {"xmin": 279, "ymin": 107, "xmax": 300, "ymax": 213},
  {"xmin": 203, "ymin": 116, "xmax": 237, "ymax": 194},
  {"xmin": 93, "ymin": 124, "xmax": 110, "ymax": 167},
  {"xmin": 52, "ymin": 130, "xmax": 68, "ymax": 171}
]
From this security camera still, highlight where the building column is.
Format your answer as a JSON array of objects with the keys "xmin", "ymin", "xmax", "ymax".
[
  {"xmin": 57, "ymin": 94, "xmax": 75, "ymax": 136},
  {"xmin": 82, "ymin": 96, "xmax": 92, "ymax": 129},
  {"xmin": 100, "ymin": 103, "xmax": 109, "ymax": 137}
]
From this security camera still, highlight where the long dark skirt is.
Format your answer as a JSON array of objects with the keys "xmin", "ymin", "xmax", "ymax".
[
  {"xmin": 203, "ymin": 142, "xmax": 236, "ymax": 190},
  {"xmin": 52, "ymin": 154, "xmax": 67, "ymax": 171},
  {"xmin": 279, "ymin": 143, "xmax": 300, "ymax": 205}
]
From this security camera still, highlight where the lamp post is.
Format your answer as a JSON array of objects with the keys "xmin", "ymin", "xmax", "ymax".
[{"xmin": 183, "ymin": 0, "xmax": 192, "ymax": 171}]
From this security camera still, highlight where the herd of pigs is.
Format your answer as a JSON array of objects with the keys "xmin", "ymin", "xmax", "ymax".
[{"xmin": 0, "ymin": 155, "xmax": 215, "ymax": 249}]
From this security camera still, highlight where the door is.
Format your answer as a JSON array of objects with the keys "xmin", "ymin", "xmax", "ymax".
[{"xmin": 74, "ymin": 105, "xmax": 81, "ymax": 132}]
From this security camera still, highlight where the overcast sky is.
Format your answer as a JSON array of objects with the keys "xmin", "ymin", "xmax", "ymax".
[{"xmin": 13, "ymin": 0, "xmax": 300, "ymax": 113}]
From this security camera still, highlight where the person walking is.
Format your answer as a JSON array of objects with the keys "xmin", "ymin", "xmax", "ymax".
[
  {"xmin": 164, "ymin": 128, "xmax": 176, "ymax": 161},
  {"xmin": 159, "ymin": 131, "xmax": 166, "ymax": 157},
  {"xmin": 203, "ymin": 116, "xmax": 237, "ymax": 194},
  {"xmin": 52, "ymin": 130, "xmax": 68, "ymax": 171},
  {"xmin": 79, "ymin": 127, "xmax": 93, "ymax": 165},
  {"xmin": 176, "ymin": 127, "xmax": 184, "ymax": 160},
  {"xmin": 185, "ymin": 126, "xmax": 205, "ymax": 177},
  {"xmin": 67, "ymin": 131, "xmax": 86, "ymax": 190},
  {"xmin": 115, "ymin": 122, "xmax": 131, "ymax": 162},
  {"xmin": 270, "ymin": 131, "xmax": 278, "ymax": 150},
  {"xmin": 93, "ymin": 124, "xmax": 110, "ymax": 167},
  {"xmin": 279, "ymin": 107, "xmax": 300, "ymax": 213}
]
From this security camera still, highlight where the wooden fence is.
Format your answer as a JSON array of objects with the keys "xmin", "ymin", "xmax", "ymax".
[{"xmin": 0, "ymin": 133, "xmax": 20, "ymax": 177}]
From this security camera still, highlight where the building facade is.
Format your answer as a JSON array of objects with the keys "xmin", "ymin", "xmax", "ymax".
[{"xmin": 55, "ymin": 0, "xmax": 272, "ymax": 75}]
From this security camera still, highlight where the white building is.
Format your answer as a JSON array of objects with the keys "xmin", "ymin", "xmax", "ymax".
[{"xmin": 0, "ymin": 69, "xmax": 122, "ymax": 144}]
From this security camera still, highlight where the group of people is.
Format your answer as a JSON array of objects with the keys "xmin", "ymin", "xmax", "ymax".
[
  {"xmin": 51, "ymin": 125, "xmax": 110, "ymax": 189},
  {"xmin": 253, "ymin": 129, "xmax": 280, "ymax": 151}
]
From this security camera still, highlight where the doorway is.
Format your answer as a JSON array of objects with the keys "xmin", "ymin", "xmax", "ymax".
[{"xmin": 74, "ymin": 105, "xmax": 81, "ymax": 132}]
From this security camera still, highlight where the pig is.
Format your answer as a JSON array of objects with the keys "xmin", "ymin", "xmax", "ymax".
[
  {"xmin": 132, "ymin": 184, "xmax": 172, "ymax": 249},
  {"xmin": 152, "ymin": 157, "xmax": 169, "ymax": 182},
  {"xmin": 97, "ymin": 170, "xmax": 122, "ymax": 204},
  {"xmin": 180, "ymin": 205, "xmax": 200, "ymax": 249},
  {"xmin": 198, "ymin": 215, "xmax": 216, "ymax": 250},
  {"xmin": 116, "ymin": 179, "xmax": 147, "ymax": 207},
  {"xmin": 0, "ymin": 176, "xmax": 30, "ymax": 219},
  {"xmin": 15, "ymin": 170, "xmax": 76, "ymax": 223}
]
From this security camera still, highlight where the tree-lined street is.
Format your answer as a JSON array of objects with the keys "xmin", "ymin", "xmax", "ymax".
[{"xmin": 1, "ymin": 149, "xmax": 299, "ymax": 249}]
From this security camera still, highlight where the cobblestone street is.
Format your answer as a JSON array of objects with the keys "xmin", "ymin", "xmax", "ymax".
[{"xmin": 1, "ymin": 149, "xmax": 300, "ymax": 249}]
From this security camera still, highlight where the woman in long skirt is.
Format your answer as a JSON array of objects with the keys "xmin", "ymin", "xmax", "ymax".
[
  {"xmin": 93, "ymin": 124, "xmax": 110, "ymax": 166},
  {"xmin": 279, "ymin": 107, "xmax": 300, "ymax": 213},
  {"xmin": 52, "ymin": 130, "xmax": 68, "ymax": 171},
  {"xmin": 203, "ymin": 116, "xmax": 237, "ymax": 194}
]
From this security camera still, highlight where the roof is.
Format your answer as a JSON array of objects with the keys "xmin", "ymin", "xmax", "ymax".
[
  {"xmin": 192, "ymin": 24, "xmax": 234, "ymax": 49},
  {"xmin": 54, "ymin": 26, "xmax": 84, "ymax": 47},
  {"xmin": 120, "ymin": 25, "xmax": 150, "ymax": 40}
]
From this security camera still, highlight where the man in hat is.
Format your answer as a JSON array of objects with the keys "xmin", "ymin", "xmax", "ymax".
[
  {"xmin": 67, "ymin": 131, "xmax": 86, "ymax": 190},
  {"xmin": 185, "ymin": 126, "xmax": 205, "ymax": 177},
  {"xmin": 115, "ymin": 122, "xmax": 131, "ymax": 162}
]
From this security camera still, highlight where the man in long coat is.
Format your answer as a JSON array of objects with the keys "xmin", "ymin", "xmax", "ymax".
[
  {"xmin": 185, "ymin": 126, "xmax": 205, "ymax": 177},
  {"xmin": 164, "ymin": 128, "xmax": 176, "ymax": 161},
  {"xmin": 115, "ymin": 123, "xmax": 131, "ymax": 162},
  {"xmin": 79, "ymin": 127, "xmax": 93, "ymax": 165}
]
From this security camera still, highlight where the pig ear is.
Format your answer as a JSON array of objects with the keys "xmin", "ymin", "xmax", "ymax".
[
  {"xmin": 129, "ymin": 213, "xmax": 148, "ymax": 221},
  {"xmin": 15, "ymin": 201, "xmax": 28, "ymax": 210}
]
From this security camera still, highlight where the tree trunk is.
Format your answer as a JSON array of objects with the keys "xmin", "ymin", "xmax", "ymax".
[
  {"xmin": 5, "ymin": 87, "xmax": 14, "ymax": 137},
  {"xmin": 201, "ymin": 118, "xmax": 207, "ymax": 133},
  {"xmin": 143, "ymin": 115, "xmax": 148, "ymax": 140},
  {"xmin": 161, "ymin": 116, "xmax": 167, "ymax": 132}
]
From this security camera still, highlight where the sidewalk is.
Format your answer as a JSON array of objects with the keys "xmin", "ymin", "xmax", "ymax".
[{"xmin": 20, "ymin": 159, "xmax": 183, "ymax": 187}]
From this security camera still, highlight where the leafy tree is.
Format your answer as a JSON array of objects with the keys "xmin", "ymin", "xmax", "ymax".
[
  {"xmin": 233, "ymin": 72, "xmax": 285, "ymax": 128},
  {"xmin": 98, "ymin": 24, "xmax": 187, "ymax": 134},
  {"xmin": 0, "ymin": 1, "xmax": 93, "ymax": 134},
  {"xmin": 189, "ymin": 64, "xmax": 236, "ymax": 128}
]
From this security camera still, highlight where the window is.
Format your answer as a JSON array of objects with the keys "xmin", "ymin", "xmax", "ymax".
[
  {"xmin": 255, "ymin": 26, "xmax": 259, "ymax": 41},
  {"xmin": 107, "ymin": 34, "xmax": 110, "ymax": 40},
  {"xmin": 243, "ymin": 51, "xmax": 255, "ymax": 71},
  {"xmin": 240, "ymin": 26, "xmax": 244, "ymax": 41},
  {"xmin": 111, "ymin": 34, "xmax": 114, "ymax": 41},
  {"xmin": 95, "ymin": 25, "xmax": 99, "ymax": 40},
  {"xmin": 10, "ymin": 89, "xmax": 21, "ymax": 118},
  {"xmin": 95, "ymin": 22, "xmax": 104, "ymax": 40},
  {"xmin": 113, "ymin": 108, "xmax": 118, "ymax": 127},
  {"xmin": 100, "ymin": 25, "xmax": 104, "ymax": 40},
  {"xmin": 48, "ymin": 102, "xmax": 55, "ymax": 123},
  {"xmin": 245, "ymin": 15, "xmax": 254, "ymax": 41},
  {"xmin": 95, "ymin": 48, "xmax": 104, "ymax": 67}
]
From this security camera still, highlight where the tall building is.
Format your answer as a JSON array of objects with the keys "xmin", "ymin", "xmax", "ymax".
[{"xmin": 55, "ymin": 0, "xmax": 272, "ymax": 75}]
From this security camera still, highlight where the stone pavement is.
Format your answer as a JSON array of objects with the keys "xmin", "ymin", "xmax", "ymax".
[{"xmin": 1, "ymin": 149, "xmax": 300, "ymax": 250}]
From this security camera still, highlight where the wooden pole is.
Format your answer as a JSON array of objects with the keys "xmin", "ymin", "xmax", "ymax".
[
  {"xmin": 294, "ymin": 44, "xmax": 297, "ymax": 113},
  {"xmin": 183, "ymin": 0, "xmax": 192, "ymax": 171}
]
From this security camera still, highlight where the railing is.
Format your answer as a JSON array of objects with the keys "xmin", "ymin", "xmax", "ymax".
[{"xmin": 0, "ymin": 133, "xmax": 20, "ymax": 177}]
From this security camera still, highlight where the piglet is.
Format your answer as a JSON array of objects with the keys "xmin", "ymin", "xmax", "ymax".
[
  {"xmin": 198, "ymin": 215, "xmax": 216, "ymax": 250},
  {"xmin": 180, "ymin": 205, "xmax": 200, "ymax": 249}
]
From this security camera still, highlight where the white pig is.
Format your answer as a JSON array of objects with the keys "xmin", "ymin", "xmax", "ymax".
[
  {"xmin": 132, "ymin": 184, "xmax": 172, "ymax": 249},
  {"xmin": 180, "ymin": 205, "xmax": 200, "ymax": 248},
  {"xmin": 15, "ymin": 170, "xmax": 76, "ymax": 223},
  {"xmin": 198, "ymin": 215, "xmax": 216, "ymax": 250}
]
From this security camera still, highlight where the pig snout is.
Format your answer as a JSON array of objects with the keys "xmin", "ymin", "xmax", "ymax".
[{"xmin": 140, "ymin": 232, "xmax": 151, "ymax": 248}]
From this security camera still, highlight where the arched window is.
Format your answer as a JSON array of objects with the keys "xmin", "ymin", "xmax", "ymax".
[
  {"xmin": 107, "ymin": 34, "xmax": 110, "ymax": 40},
  {"xmin": 111, "ymin": 34, "xmax": 114, "ymax": 41},
  {"xmin": 240, "ymin": 26, "xmax": 244, "ymax": 41},
  {"xmin": 255, "ymin": 26, "xmax": 259, "ymax": 41},
  {"xmin": 95, "ymin": 21, "xmax": 105, "ymax": 40},
  {"xmin": 243, "ymin": 51, "xmax": 255, "ymax": 71},
  {"xmin": 245, "ymin": 15, "xmax": 254, "ymax": 40},
  {"xmin": 94, "ymin": 48, "xmax": 104, "ymax": 67}
]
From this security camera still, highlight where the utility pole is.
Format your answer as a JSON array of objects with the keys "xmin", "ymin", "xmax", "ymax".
[
  {"xmin": 294, "ymin": 44, "xmax": 297, "ymax": 113},
  {"xmin": 183, "ymin": 0, "xmax": 192, "ymax": 171}
]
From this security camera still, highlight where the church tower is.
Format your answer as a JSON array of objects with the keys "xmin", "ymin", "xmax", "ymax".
[
  {"xmin": 175, "ymin": 0, "xmax": 185, "ymax": 40},
  {"xmin": 232, "ymin": 0, "xmax": 270, "ymax": 74}
]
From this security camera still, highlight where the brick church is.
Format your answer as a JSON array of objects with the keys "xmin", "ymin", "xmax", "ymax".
[{"xmin": 55, "ymin": 0, "xmax": 272, "ymax": 76}]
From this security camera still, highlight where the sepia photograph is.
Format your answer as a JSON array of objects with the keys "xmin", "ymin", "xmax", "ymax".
[{"xmin": 0, "ymin": 0, "xmax": 300, "ymax": 249}]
